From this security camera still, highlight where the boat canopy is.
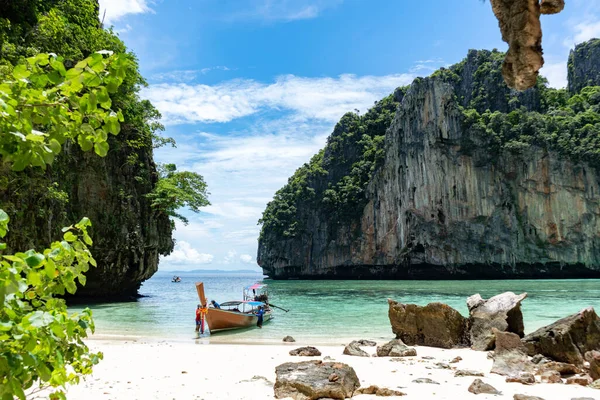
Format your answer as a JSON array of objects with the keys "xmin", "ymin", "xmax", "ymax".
[
  {"xmin": 245, "ymin": 283, "xmax": 266, "ymax": 290},
  {"xmin": 220, "ymin": 300, "xmax": 265, "ymax": 307}
]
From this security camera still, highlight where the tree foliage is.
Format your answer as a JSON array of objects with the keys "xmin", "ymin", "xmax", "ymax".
[
  {"xmin": 148, "ymin": 164, "xmax": 211, "ymax": 224},
  {"xmin": 0, "ymin": 51, "xmax": 126, "ymax": 400}
]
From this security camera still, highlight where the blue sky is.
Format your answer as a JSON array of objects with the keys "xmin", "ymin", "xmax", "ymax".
[{"xmin": 98, "ymin": 0, "xmax": 600, "ymax": 271}]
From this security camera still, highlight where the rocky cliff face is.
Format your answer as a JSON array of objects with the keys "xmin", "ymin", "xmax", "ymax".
[
  {"xmin": 568, "ymin": 39, "xmax": 600, "ymax": 94},
  {"xmin": 258, "ymin": 44, "xmax": 600, "ymax": 279}
]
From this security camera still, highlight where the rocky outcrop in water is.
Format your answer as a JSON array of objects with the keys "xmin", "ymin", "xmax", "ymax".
[{"xmin": 258, "ymin": 43, "xmax": 600, "ymax": 281}]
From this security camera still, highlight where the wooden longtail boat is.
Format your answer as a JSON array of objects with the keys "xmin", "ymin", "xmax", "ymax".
[{"xmin": 195, "ymin": 282, "xmax": 272, "ymax": 333}]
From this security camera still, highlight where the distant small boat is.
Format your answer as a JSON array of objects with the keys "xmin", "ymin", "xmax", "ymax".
[
  {"xmin": 172, "ymin": 276, "xmax": 181, "ymax": 283},
  {"xmin": 195, "ymin": 282, "xmax": 272, "ymax": 333}
]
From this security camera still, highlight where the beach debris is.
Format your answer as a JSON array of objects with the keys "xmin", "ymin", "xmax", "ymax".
[
  {"xmin": 354, "ymin": 385, "xmax": 406, "ymax": 396},
  {"xmin": 566, "ymin": 374, "xmax": 594, "ymax": 386},
  {"xmin": 239, "ymin": 376, "xmax": 273, "ymax": 386},
  {"xmin": 467, "ymin": 292, "xmax": 527, "ymax": 351},
  {"xmin": 450, "ymin": 356, "xmax": 462, "ymax": 363},
  {"xmin": 455, "ymin": 370, "xmax": 485, "ymax": 377},
  {"xmin": 491, "ymin": 329, "xmax": 535, "ymax": 377},
  {"xmin": 343, "ymin": 341, "xmax": 369, "ymax": 357},
  {"xmin": 421, "ymin": 356, "xmax": 435, "ymax": 360},
  {"xmin": 181, "ymin": 371, "xmax": 187, "ymax": 374},
  {"xmin": 274, "ymin": 360, "xmax": 359, "ymax": 399},
  {"xmin": 388, "ymin": 300, "xmax": 468, "ymax": 349},
  {"xmin": 589, "ymin": 379, "xmax": 600, "ymax": 389},
  {"xmin": 434, "ymin": 362, "xmax": 451, "ymax": 370},
  {"xmin": 505, "ymin": 373, "xmax": 536, "ymax": 385},
  {"xmin": 357, "ymin": 339, "xmax": 376, "ymax": 347},
  {"xmin": 289, "ymin": 346, "xmax": 321, "ymax": 357},
  {"xmin": 571, "ymin": 397, "xmax": 596, "ymax": 400},
  {"xmin": 585, "ymin": 350, "xmax": 600, "ymax": 380},
  {"xmin": 513, "ymin": 395, "xmax": 545, "ymax": 400},
  {"xmin": 536, "ymin": 361, "xmax": 581, "ymax": 376},
  {"xmin": 283, "ymin": 336, "xmax": 296, "ymax": 343},
  {"xmin": 523, "ymin": 307, "xmax": 600, "ymax": 366},
  {"xmin": 412, "ymin": 378, "xmax": 440, "ymax": 384},
  {"xmin": 468, "ymin": 378, "xmax": 501, "ymax": 395},
  {"xmin": 376, "ymin": 339, "xmax": 417, "ymax": 357},
  {"xmin": 540, "ymin": 371, "xmax": 562, "ymax": 383}
]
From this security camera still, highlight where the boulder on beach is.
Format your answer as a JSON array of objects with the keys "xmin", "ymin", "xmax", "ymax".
[
  {"xmin": 565, "ymin": 374, "xmax": 593, "ymax": 386},
  {"xmin": 540, "ymin": 370, "xmax": 562, "ymax": 383},
  {"xmin": 513, "ymin": 395, "xmax": 545, "ymax": 400},
  {"xmin": 357, "ymin": 339, "xmax": 376, "ymax": 347},
  {"xmin": 490, "ymin": 329, "xmax": 535, "ymax": 377},
  {"xmin": 505, "ymin": 373, "xmax": 535, "ymax": 385},
  {"xmin": 289, "ymin": 346, "xmax": 321, "ymax": 357},
  {"xmin": 376, "ymin": 339, "xmax": 417, "ymax": 357},
  {"xmin": 274, "ymin": 360, "xmax": 359, "ymax": 399},
  {"xmin": 343, "ymin": 341, "xmax": 369, "ymax": 357},
  {"xmin": 467, "ymin": 292, "xmax": 527, "ymax": 351},
  {"xmin": 468, "ymin": 378, "xmax": 501, "ymax": 395},
  {"xmin": 283, "ymin": 336, "xmax": 296, "ymax": 343},
  {"xmin": 585, "ymin": 350, "xmax": 600, "ymax": 380},
  {"xmin": 523, "ymin": 307, "xmax": 600, "ymax": 366},
  {"xmin": 536, "ymin": 361, "xmax": 581, "ymax": 376},
  {"xmin": 388, "ymin": 299, "xmax": 468, "ymax": 349}
]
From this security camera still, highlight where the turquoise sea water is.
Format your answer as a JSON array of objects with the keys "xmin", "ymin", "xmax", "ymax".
[{"xmin": 71, "ymin": 272, "xmax": 600, "ymax": 344}]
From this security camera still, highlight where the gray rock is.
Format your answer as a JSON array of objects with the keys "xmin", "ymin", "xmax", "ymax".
[
  {"xmin": 343, "ymin": 341, "xmax": 369, "ymax": 357},
  {"xmin": 585, "ymin": 350, "xmax": 600, "ymax": 380},
  {"xmin": 274, "ymin": 360, "xmax": 359, "ymax": 399},
  {"xmin": 468, "ymin": 379, "xmax": 501, "ymax": 395},
  {"xmin": 450, "ymin": 356, "xmax": 462, "ymax": 363},
  {"xmin": 505, "ymin": 373, "xmax": 535, "ymax": 385},
  {"xmin": 412, "ymin": 378, "xmax": 439, "ymax": 384},
  {"xmin": 536, "ymin": 361, "xmax": 581, "ymax": 376},
  {"xmin": 289, "ymin": 347, "xmax": 321, "ymax": 357},
  {"xmin": 283, "ymin": 336, "xmax": 296, "ymax": 343},
  {"xmin": 357, "ymin": 339, "xmax": 376, "ymax": 347},
  {"xmin": 491, "ymin": 330, "xmax": 535, "ymax": 377},
  {"xmin": 540, "ymin": 371, "xmax": 562, "ymax": 384},
  {"xmin": 531, "ymin": 354, "xmax": 551, "ymax": 364},
  {"xmin": 523, "ymin": 307, "xmax": 600, "ymax": 366},
  {"xmin": 376, "ymin": 339, "xmax": 417, "ymax": 357},
  {"xmin": 571, "ymin": 398, "xmax": 596, "ymax": 400},
  {"xmin": 455, "ymin": 370, "xmax": 485, "ymax": 377},
  {"xmin": 566, "ymin": 374, "xmax": 593, "ymax": 386},
  {"xmin": 513, "ymin": 395, "xmax": 545, "ymax": 400},
  {"xmin": 388, "ymin": 300, "xmax": 468, "ymax": 349},
  {"xmin": 354, "ymin": 385, "xmax": 406, "ymax": 396},
  {"xmin": 468, "ymin": 292, "xmax": 527, "ymax": 351}
]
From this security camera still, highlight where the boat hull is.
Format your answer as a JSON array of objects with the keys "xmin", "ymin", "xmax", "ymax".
[{"xmin": 206, "ymin": 308, "xmax": 272, "ymax": 332}]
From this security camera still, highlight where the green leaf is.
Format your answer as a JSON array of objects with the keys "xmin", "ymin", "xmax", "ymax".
[
  {"xmin": 63, "ymin": 232, "xmax": 77, "ymax": 242},
  {"xmin": 24, "ymin": 253, "xmax": 44, "ymax": 267},
  {"xmin": 77, "ymin": 135, "xmax": 93, "ymax": 152},
  {"xmin": 27, "ymin": 311, "xmax": 54, "ymax": 328},
  {"xmin": 13, "ymin": 65, "xmax": 30, "ymax": 79},
  {"xmin": 94, "ymin": 141, "xmax": 109, "ymax": 157}
]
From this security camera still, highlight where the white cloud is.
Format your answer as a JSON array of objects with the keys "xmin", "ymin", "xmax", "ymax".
[
  {"xmin": 162, "ymin": 241, "xmax": 213, "ymax": 265},
  {"xmin": 540, "ymin": 61, "xmax": 568, "ymax": 89},
  {"xmin": 571, "ymin": 20, "xmax": 600, "ymax": 45},
  {"xmin": 223, "ymin": 250, "xmax": 237, "ymax": 264},
  {"xmin": 99, "ymin": 0, "xmax": 152, "ymax": 24},
  {"xmin": 143, "ymin": 73, "xmax": 414, "ymax": 125},
  {"xmin": 227, "ymin": 0, "xmax": 343, "ymax": 22},
  {"xmin": 240, "ymin": 254, "xmax": 254, "ymax": 264}
]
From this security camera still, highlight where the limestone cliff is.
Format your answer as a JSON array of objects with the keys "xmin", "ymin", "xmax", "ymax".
[
  {"xmin": 0, "ymin": 0, "xmax": 174, "ymax": 298},
  {"xmin": 568, "ymin": 39, "xmax": 600, "ymax": 94},
  {"xmin": 258, "ymin": 43, "xmax": 600, "ymax": 279}
]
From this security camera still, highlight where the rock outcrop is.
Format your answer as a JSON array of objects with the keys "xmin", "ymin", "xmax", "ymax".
[
  {"xmin": 523, "ymin": 307, "xmax": 600, "ymax": 365},
  {"xmin": 568, "ymin": 39, "xmax": 600, "ymax": 94},
  {"xmin": 343, "ymin": 341, "xmax": 369, "ymax": 357},
  {"xmin": 388, "ymin": 300, "xmax": 468, "ymax": 349},
  {"xmin": 468, "ymin": 292, "xmax": 527, "ymax": 351},
  {"xmin": 258, "ymin": 44, "xmax": 600, "ymax": 281},
  {"xmin": 289, "ymin": 347, "xmax": 322, "ymax": 357},
  {"xmin": 468, "ymin": 379, "xmax": 501, "ymax": 395},
  {"xmin": 274, "ymin": 361, "xmax": 359, "ymax": 400}
]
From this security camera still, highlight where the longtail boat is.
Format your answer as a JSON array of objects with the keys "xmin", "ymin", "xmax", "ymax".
[{"xmin": 195, "ymin": 282, "xmax": 272, "ymax": 333}]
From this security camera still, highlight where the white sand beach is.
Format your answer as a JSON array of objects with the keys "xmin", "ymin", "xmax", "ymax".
[{"xmin": 61, "ymin": 337, "xmax": 599, "ymax": 400}]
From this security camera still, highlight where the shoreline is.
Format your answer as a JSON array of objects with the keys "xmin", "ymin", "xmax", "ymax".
[{"xmin": 61, "ymin": 336, "xmax": 600, "ymax": 400}]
